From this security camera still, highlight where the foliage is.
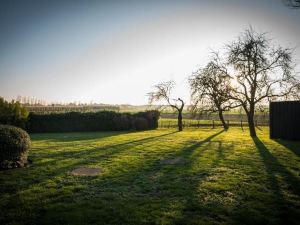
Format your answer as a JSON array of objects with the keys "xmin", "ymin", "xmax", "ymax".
[
  {"xmin": 0, "ymin": 97, "xmax": 29, "ymax": 128},
  {"xmin": 26, "ymin": 110, "xmax": 160, "ymax": 133},
  {"xmin": 0, "ymin": 128, "xmax": 299, "ymax": 224},
  {"xmin": 0, "ymin": 125, "xmax": 31, "ymax": 169}
]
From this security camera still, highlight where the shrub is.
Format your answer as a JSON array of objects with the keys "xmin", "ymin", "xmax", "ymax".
[
  {"xmin": 0, "ymin": 125, "xmax": 31, "ymax": 169},
  {"xmin": 0, "ymin": 97, "xmax": 29, "ymax": 128},
  {"xmin": 133, "ymin": 110, "xmax": 160, "ymax": 129}
]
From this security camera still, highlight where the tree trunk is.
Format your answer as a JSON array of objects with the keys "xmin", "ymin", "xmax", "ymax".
[
  {"xmin": 178, "ymin": 110, "xmax": 183, "ymax": 131},
  {"xmin": 247, "ymin": 111, "xmax": 256, "ymax": 137},
  {"xmin": 218, "ymin": 110, "xmax": 228, "ymax": 130}
]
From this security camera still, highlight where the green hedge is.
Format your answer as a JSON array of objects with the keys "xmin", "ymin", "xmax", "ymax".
[{"xmin": 26, "ymin": 110, "xmax": 160, "ymax": 133}]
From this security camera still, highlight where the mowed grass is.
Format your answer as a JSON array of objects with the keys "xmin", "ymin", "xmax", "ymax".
[{"xmin": 0, "ymin": 128, "xmax": 300, "ymax": 225}]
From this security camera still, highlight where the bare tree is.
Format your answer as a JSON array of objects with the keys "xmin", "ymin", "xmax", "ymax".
[
  {"xmin": 148, "ymin": 81, "xmax": 185, "ymax": 131},
  {"xmin": 282, "ymin": 0, "xmax": 300, "ymax": 8},
  {"xmin": 227, "ymin": 27, "xmax": 300, "ymax": 137},
  {"xmin": 189, "ymin": 54, "xmax": 236, "ymax": 130}
]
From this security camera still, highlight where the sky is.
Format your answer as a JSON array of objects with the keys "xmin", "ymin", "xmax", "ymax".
[{"xmin": 0, "ymin": 0, "xmax": 300, "ymax": 105}]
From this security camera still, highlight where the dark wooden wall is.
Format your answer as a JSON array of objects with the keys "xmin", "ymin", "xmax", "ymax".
[{"xmin": 270, "ymin": 101, "xmax": 300, "ymax": 140}]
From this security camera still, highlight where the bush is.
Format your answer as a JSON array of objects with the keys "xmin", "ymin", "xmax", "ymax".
[
  {"xmin": 0, "ymin": 97, "xmax": 29, "ymax": 128},
  {"xmin": 26, "ymin": 110, "xmax": 160, "ymax": 133},
  {"xmin": 0, "ymin": 125, "xmax": 31, "ymax": 169}
]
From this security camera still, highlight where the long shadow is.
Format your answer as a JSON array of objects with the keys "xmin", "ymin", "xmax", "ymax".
[
  {"xmin": 21, "ymin": 130, "xmax": 179, "ymax": 189},
  {"xmin": 51, "ymin": 132, "xmax": 209, "ymax": 225},
  {"xmin": 252, "ymin": 137, "xmax": 300, "ymax": 224},
  {"xmin": 274, "ymin": 139, "xmax": 300, "ymax": 158},
  {"xmin": 30, "ymin": 130, "xmax": 129, "ymax": 142},
  {"xmin": 172, "ymin": 130, "xmax": 231, "ymax": 223},
  {"xmin": 35, "ymin": 130, "xmax": 178, "ymax": 160},
  {"xmin": 179, "ymin": 129, "xmax": 225, "ymax": 154},
  {"xmin": 145, "ymin": 129, "xmax": 226, "ymax": 223},
  {"xmin": 0, "ymin": 131, "xmax": 178, "ymax": 195},
  {"xmin": 1, "ymin": 129, "xmax": 227, "ymax": 225}
]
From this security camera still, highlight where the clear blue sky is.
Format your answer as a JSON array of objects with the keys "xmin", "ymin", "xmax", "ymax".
[{"xmin": 0, "ymin": 0, "xmax": 300, "ymax": 105}]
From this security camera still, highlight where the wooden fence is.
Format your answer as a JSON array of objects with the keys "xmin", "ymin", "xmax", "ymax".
[{"xmin": 159, "ymin": 119, "xmax": 269, "ymax": 129}]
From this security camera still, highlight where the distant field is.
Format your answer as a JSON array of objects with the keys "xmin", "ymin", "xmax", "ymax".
[{"xmin": 0, "ymin": 128, "xmax": 299, "ymax": 225}]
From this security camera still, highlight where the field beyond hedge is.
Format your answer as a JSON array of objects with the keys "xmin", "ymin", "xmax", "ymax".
[{"xmin": 0, "ymin": 128, "xmax": 300, "ymax": 225}]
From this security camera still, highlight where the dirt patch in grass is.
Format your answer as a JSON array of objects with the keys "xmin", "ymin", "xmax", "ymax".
[
  {"xmin": 159, "ymin": 157, "xmax": 186, "ymax": 165},
  {"xmin": 70, "ymin": 167, "xmax": 102, "ymax": 176}
]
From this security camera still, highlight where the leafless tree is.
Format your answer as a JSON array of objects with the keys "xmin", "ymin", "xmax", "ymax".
[
  {"xmin": 282, "ymin": 0, "xmax": 300, "ymax": 8},
  {"xmin": 227, "ymin": 27, "xmax": 300, "ymax": 137},
  {"xmin": 147, "ymin": 81, "xmax": 185, "ymax": 131},
  {"xmin": 189, "ymin": 54, "xmax": 237, "ymax": 130}
]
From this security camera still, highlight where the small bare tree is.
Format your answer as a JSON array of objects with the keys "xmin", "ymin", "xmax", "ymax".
[
  {"xmin": 227, "ymin": 27, "xmax": 300, "ymax": 137},
  {"xmin": 282, "ymin": 0, "xmax": 300, "ymax": 8},
  {"xmin": 147, "ymin": 81, "xmax": 185, "ymax": 131},
  {"xmin": 189, "ymin": 55, "xmax": 235, "ymax": 130}
]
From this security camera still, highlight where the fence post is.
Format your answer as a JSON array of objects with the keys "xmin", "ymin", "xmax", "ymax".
[
  {"xmin": 197, "ymin": 121, "xmax": 200, "ymax": 128},
  {"xmin": 241, "ymin": 120, "xmax": 243, "ymax": 131},
  {"xmin": 212, "ymin": 120, "xmax": 215, "ymax": 129}
]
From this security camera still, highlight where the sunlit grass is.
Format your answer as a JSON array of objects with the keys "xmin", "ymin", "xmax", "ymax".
[
  {"xmin": 159, "ymin": 118, "xmax": 248, "ymax": 127},
  {"xmin": 0, "ymin": 128, "xmax": 299, "ymax": 225}
]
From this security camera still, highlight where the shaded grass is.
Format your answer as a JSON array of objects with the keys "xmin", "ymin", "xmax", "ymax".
[{"xmin": 0, "ymin": 128, "xmax": 299, "ymax": 225}]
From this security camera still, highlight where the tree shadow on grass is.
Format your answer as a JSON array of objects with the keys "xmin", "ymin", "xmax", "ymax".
[
  {"xmin": 274, "ymin": 139, "xmax": 300, "ymax": 158},
  {"xmin": 0, "ymin": 131, "xmax": 178, "ymax": 193},
  {"xmin": 32, "ymin": 129, "xmax": 225, "ymax": 224},
  {"xmin": 148, "ymin": 129, "xmax": 228, "ymax": 224},
  {"xmin": 252, "ymin": 137, "xmax": 300, "ymax": 225},
  {"xmin": 0, "ymin": 130, "xmax": 181, "ymax": 224},
  {"xmin": 35, "ymin": 130, "xmax": 179, "ymax": 161},
  {"xmin": 30, "ymin": 131, "xmax": 129, "ymax": 142},
  {"xmin": 7, "ymin": 130, "xmax": 180, "ymax": 190}
]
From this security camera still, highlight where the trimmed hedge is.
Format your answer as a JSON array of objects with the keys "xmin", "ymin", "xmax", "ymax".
[
  {"xmin": 26, "ymin": 110, "xmax": 160, "ymax": 133},
  {"xmin": 0, "ymin": 125, "xmax": 31, "ymax": 169}
]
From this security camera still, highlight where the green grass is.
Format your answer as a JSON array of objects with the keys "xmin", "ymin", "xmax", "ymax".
[
  {"xmin": 159, "ymin": 118, "xmax": 249, "ymax": 127},
  {"xmin": 0, "ymin": 128, "xmax": 299, "ymax": 225}
]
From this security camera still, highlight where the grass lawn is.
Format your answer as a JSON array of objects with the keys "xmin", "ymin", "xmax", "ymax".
[
  {"xmin": 0, "ymin": 128, "xmax": 300, "ymax": 225},
  {"xmin": 159, "ymin": 118, "xmax": 244, "ymax": 128}
]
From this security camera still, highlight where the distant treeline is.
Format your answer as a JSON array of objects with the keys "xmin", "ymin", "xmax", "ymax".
[
  {"xmin": 25, "ymin": 105, "xmax": 121, "ymax": 114},
  {"xmin": 24, "ymin": 104, "xmax": 269, "ymax": 114},
  {"xmin": 26, "ymin": 111, "xmax": 160, "ymax": 133}
]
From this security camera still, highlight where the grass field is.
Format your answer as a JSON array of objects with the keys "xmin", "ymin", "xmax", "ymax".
[
  {"xmin": 0, "ymin": 128, "xmax": 300, "ymax": 225},
  {"xmin": 158, "ymin": 118, "xmax": 244, "ymax": 128}
]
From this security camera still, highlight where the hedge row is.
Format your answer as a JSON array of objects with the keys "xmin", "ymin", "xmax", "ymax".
[{"xmin": 26, "ymin": 110, "xmax": 160, "ymax": 133}]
